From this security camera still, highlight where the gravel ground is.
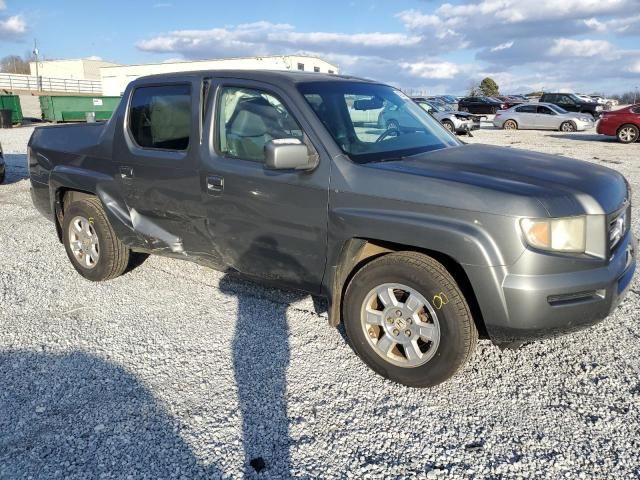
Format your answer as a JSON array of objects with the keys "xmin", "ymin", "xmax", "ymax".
[{"xmin": 0, "ymin": 124, "xmax": 639, "ymax": 479}]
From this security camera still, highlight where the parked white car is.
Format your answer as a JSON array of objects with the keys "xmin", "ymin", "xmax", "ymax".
[{"xmin": 493, "ymin": 103, "xmax": 595, "ymax": 131}]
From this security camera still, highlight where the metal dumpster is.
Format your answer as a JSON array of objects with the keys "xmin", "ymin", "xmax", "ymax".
[
  {"xmin": 39, "ymin": 96, "xmax": 121, "ymax": 123},
  {"xmin": 0, "ymin": 95, "xmax": 23, "ymax": 124}
]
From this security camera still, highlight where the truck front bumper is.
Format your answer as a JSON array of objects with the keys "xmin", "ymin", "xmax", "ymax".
[{"xmin": 466, "ymin": 231, "xmax": 637, "ymax": 344}]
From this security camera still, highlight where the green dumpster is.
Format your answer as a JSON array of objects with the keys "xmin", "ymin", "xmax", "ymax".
[
  {"xmin": 39, "ymin": 96, "xmax": 121, "ymax": 123},
  {"xmin": 0, "ymin": 95, "xmax": 23, "ymax": 124}
]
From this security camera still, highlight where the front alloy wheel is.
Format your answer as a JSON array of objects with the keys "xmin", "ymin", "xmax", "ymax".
[
  {"xmin": 361, "ymin": 283, "xmax": 441, "ymax": 368},
  {"xmin": 343, "ymin": 251, "xmax": 478, "ymax": 387}
]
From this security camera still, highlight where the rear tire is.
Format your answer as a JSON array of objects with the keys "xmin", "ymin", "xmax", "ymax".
[
  {"xmin": 503, "ymin": 120, "xmax": 518, "ymax": 130},
  {"xmin": 343, "ymin": 252, "xmax": 478, "ymax": 388},
  {"xmin": 62, "ymin": 197, "xmax": 130, "ymax": 281},
  {"xmin": 617, "ymin": 124, "xmax": 639, "ymax": 144}
]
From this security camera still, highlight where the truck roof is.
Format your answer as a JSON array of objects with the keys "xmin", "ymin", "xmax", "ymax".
[{"xmin": 133, "ymin": 69, "xmax": 379, "ymax": 87}]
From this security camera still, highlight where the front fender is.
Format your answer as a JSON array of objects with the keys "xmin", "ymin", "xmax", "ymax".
[{"xmin": 328, "ymin": 207, "xmax": 522, "ymax": 268}]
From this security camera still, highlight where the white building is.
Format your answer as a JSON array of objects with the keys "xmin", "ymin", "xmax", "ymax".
[
  {"xmin": 29, "ymin": 59, "xmax": 120, "ymax": 81},
  {"xmin": 100, "ymin": 55, "xmax": 339, "ymax": 96}
]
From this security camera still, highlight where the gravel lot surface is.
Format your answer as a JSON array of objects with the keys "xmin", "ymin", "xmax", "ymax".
[{"xmin": 1, "ymin": 124, "xmax": 639, "ymax": 479}]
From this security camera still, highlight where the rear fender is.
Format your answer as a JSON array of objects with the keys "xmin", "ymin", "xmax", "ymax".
[{"xmin": 49, "ymin": 166, "xmax": 140, "ymax": 248}]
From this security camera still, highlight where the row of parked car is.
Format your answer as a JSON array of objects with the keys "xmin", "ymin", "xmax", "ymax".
[{"xmin": 392, "ymin": 93, "xmax": 638, "ymax": 144}]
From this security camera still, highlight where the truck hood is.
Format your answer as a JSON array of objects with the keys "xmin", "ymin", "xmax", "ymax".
[{"xmin": 368, "ymin": 144, "xmax": 628, "ymax": 216}]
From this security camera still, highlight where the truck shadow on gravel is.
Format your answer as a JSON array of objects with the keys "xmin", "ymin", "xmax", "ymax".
[
  {"xmin": 0, "ymin": 351, "xmax": 222, "ymax": 479},
  {"xmin": 547, "ymin": 134, "xmax": 617, "ymax": 143},
  {"xmin": 219, "ymin": 236, "xmax": 326, "ymax": 478},
  {"xmin": 1, "ymin": 153, "xmax": 29, "ymax": 185}
]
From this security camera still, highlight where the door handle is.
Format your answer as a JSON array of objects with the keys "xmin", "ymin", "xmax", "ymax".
[
  {"xmin": 119, "ymin": 166, "xmax": 134, "ymax": 179},
  {"xmin": 206, "ymin": 175, "xmax": 224, "ymax": 194}
]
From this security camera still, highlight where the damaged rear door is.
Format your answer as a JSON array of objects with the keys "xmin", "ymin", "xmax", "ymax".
[{"xmin": 112, "ymin": 78, "xmax": 206, "ymax": 258}]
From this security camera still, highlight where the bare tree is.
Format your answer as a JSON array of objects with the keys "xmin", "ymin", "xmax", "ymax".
[{"xmin": 0, "ymin": 55, "xmax": 31, "ymax": 74}]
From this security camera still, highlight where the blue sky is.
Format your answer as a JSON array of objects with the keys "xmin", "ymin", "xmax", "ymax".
[{"xmin": 1, "ymin": 0, "xmax": 639, "ymax": 94}]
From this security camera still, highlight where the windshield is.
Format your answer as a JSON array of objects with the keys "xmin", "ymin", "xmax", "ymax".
[
  {"xmin": 548, "ymin": 104, "xmax": 568, "ymax": 114},
  {"xmin": 298, "ymin": 82, "xmax": 460, "ymax": 163},
  {"xmin": 417, "ymin": 101, "xmax": 446, "ymax": 112}
]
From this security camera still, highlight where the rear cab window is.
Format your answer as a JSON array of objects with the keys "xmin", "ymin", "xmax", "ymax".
[{"xmin": 129, "ymin": 84, "xmax": 192, "ymax": 150}]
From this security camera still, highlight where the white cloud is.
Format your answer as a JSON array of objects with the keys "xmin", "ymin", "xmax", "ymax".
[
  {"xmin": 491, "ymin": 41, "xmax": 514, "ymax": 52},
  {"xmin": 400, "ymin": 61, "xmax": 461, "ymax": 79},
  {"xmin": 548, "ymin": 38, "xmax": 613, "ymax": 57},
  {"xmin": 437, "ymin": 0, "xmax": 631, "ymax": 23},
  {"xmin": 135, "ymin": 1, "xmax": 640, "ymax": 94},
  {"xmin": 0, "ymin": 14, "xmax": 26, "ymax": 39}
]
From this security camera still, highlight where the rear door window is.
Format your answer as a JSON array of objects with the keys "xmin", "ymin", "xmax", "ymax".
[
  {"xmin": 129, "ymin": 84, "xmax": 192, "ymax": 150},
  {"xmin": 537, "ymin": 106, "xmax": 555, "ymax": 115},
  {"xmin": 515, "ymin": 105, "xmax": 537, "ymax": 113}
]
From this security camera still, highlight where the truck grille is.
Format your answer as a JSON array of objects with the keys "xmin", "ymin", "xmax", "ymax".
[{"xmin": 609, "ymin": 206, "xmax": 630, "ymax": 251}]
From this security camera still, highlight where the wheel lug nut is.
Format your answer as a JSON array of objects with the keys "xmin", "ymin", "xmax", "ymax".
[
  {"xmin": 393, "ymin": 328, "xmax": 400, "ymax": 336},
  {"xmin": 387, "ymin": 317, "xmax": 394, "ymax": 324},
  {"xmin": 395, "ymin": 310, "xmax": 402, "ymax": 316},
  {"xmin": 407, "ymin": 318, "xmax": 413, "ymax": 325},
  {"xmin": 405, "ymin": 330, "xmax": 412, "ymax": 337}
]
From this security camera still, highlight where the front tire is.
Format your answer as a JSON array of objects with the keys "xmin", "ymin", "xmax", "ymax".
[
  {"xmin": 62, "ymin": 197, "xmax": 130, "ymax": 281},
  {"xmin": 441, "ymin": 120, "xmax": 455, "ymax": 133},
  {"xmin": 560, "ymin": 121, "xmax": 576, "ymax": 132},
  {"xmin": 617, "ymin": 124, "xmax": 639, "ymax": 144},
  {"xmin": 343, "ymin": 252, "xmax": 478, "ymax": 387}
]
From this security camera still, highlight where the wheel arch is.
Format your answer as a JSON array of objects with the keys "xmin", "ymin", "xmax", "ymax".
[
  {"xmin": 326, "ymin": 238, "xmax": 488, "ymax": 339},
  {"xmin": 52, "ymin": 187, "xmax": 97, "ymax": 243}
]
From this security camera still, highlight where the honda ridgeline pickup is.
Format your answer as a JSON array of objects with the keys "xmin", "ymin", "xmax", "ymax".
[{"xmin": 29, "ymin": 71, "xmax": 637, "ymax": 387}]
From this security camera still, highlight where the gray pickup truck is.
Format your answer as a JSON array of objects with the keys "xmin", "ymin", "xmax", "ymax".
[{"xmin": 29, "ymin": 70, "xmax": 636, "ymax": 387}]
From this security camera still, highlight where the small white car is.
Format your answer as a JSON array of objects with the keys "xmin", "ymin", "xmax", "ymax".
[{"xmin": 493, "ymin": 103, "xmax": 595, "ymax": 132}]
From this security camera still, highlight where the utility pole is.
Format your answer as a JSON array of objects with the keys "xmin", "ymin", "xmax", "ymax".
[
  {"xmin": 33, "ymin": 39, "xmax": 40, "ymax": 91},
  {"xmin": 634, "ymin": 86, "xmax": 638, "ymax": 105}
]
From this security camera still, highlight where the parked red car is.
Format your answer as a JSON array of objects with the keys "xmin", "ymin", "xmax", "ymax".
[{"xmin": 597, "ymin": 104, "xmax": 640, "ymax": 143}]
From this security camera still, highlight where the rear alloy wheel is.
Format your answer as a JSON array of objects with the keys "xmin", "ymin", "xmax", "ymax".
[
  {"xmin": 503, "ymin": 120, "xmax": 518, "ymax": 130},
  {"xmin": 617, "ymin": 124, "xmax": 639, "ymax": 144},
  {"xmin": 62, "ymin": 197, "xmax": 130, "ymax": 281},
  {"xmin": 560, "ymin": 121, "xmax": 576, "ymax": 132},
  {"xmin": 442, "ymin": 120, "xmax": 455, "ymax": 133},
  {"xmin": 343, "ymin": 251, "xmax": 478, "ymax": 387}
]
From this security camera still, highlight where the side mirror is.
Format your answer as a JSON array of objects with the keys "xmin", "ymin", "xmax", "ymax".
[{"xmin": 264, "ymin": 139, "xmax": 318, "ymax": 170}]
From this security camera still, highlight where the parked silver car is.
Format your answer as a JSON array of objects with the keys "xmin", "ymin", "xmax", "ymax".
[
  {"xmin": 379, "ymin": 99, "xmax": 478, "ymax": 135},
  {"xmin": 493, "ymin": 103, "xmax": 595, "ymax": 132},
  {"xmin": 413, "ymin": 98, "xmax": 480, "ymax": 133}
]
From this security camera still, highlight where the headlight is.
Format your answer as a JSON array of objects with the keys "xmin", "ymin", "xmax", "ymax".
[
  {"xmin": 520, "ymin": 216, "xmax": 586, "ymax": 252},
  {"xmin": 595, "ymin": 106, "xmax": 603, "ymax": 111}
]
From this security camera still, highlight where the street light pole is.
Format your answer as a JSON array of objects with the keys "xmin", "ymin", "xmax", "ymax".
[
  {"xmin": 634, "ymin": 86, "xmax": 638, "ymax": 105},
  {"xmin": 33, "ymin": 39, "xmax": 40, "ymax": 92}
]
